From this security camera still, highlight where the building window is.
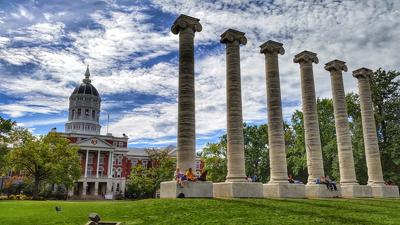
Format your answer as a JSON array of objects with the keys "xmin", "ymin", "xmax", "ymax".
[
  {"xmin": 141, "ymin": 160, "xmax": 148, "ymax": 168},
  {"xmin": 118, "ymin": 142, "xmax": 124, "ymax": 147},
  {"xmin": 87, "ymin": 166, "xmax": 93, "ymax": 177},
  {"xmin": 77, "ymin": 109, "xmax": 81, "ymax": 118},
  {"xmin": 100, "ymin": 154, "xmax": 105, "ymax": 165},
  {"xmin": 113, "ymin": 167, "xmax": 117, "ymax": 178},
  {"xmin": 196, "ymin": 161, "xmax": 201, "ymax": 170},
  {"xmin": 88, "ymin": 153, "xmax": 94, "ymax": 164},
  {"xmin": 131, "ymin": 159, "xmax": 138, "ymax": 168},
  {"xmin": 116, "ymin": 183, "xmax": 120, "ymax": 192},
  {"xmin": 92, "ymin": 110, "xmax": 95, "ymax": 120},
  {"xmin": 85, "ymin": 109, "xmax": 89, "ymax": 117},
  {"xmin": 117, "ymin": 168, "xmax": 122, "ymax": 178},
  {"xmin": 117, "ymin": 155, "xmax": 123, "ymax": 165}
]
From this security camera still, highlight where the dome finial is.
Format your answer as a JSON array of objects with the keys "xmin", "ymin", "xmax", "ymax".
[{"xmin": 83, "ymin": 65, "xmax": 91, "ymax": 84}]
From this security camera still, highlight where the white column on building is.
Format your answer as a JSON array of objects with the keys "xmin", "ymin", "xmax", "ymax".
[
  {"xmin": 96, "ymin": 150, "xmax": 100, "ymax": 178},
  {"xmin": 108, "ymin": 151, "xmax": 113, "ymax": 178},
  {"xmin": 84, "ymin": 150, "xmax": 89, "ymax": 178}
]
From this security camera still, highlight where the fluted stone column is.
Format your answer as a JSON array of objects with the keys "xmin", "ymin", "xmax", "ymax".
[
  {"xmin": 325, "ymin": 60, "xmax": 357, "ymax": 185},
  {"xmin": 171, "ymin": 15, "xmax": 202, "ymax": 173},
  {"xmin": 261, "ymin": 41, "xmax": 305, "ymax": 198},
  {"xmin": 353, "ymin": 68, "xmax": 399, "ymax": 198},
  {"xmin": 260, "ymin": 41, "xmax": 288, "ymax": 183},
  {"xmin": 220, "ymin": 29, "xmax": 247, "ymax": 182},
  {"xmin": 352, "ymin": 68, "xmax": 384, "ymax": 185},
  {"xmin": 160, "ymin": 15, "xmax": 213, "ymax": 199},
  {"xmin": 294, "ymin": 51, "xmax": 325, "ymax": 184},
  {"xmin": 213, "ymin": 30, "xmax": 263, "ymax": 198}
]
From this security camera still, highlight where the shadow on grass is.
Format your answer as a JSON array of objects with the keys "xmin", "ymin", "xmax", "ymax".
[{"xmin": 211, "ymin": 198, "xmax": 378, "ymax": 225}]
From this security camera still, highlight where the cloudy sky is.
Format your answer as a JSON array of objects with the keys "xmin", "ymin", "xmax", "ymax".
[{"xmin": 0, "ymin": 0, "xmax": 399, "ymax": 150}]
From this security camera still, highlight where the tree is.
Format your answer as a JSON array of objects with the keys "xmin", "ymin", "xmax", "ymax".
[
  {"xmin": 0, "ymin": 116, "xmax": 16, "ymax": 175},
  {"xmin": 7, "ymin": 131, "xmax": 80, "ymax": 199},
  {"xmin": 126, "ymin": 149, "xmax": 174, "ymax": 199},
  {"xmin": 201, "ymin": 139, "xmax": 227, "ymax": 182}
]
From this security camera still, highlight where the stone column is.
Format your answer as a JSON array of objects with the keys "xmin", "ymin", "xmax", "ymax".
[
  {"xmin": 293, "ymin": 51, "xmax": 325, "ymax": 184},
  {"xmin": 84, "ymin": 150, "xmax": 89, "ymax": 178},
  {"xmin": 325, "ymin": 60, "xmax": 358, "ymax": 185},
  {"xmin": 82, "ymin": 182, "xmax": 87, "ymax": 196},
  {"xmin": 94, "ymin": 182, "xmax": 99, "ymax": 196},
  {"xmin": 352, "ymin": 68, "xmax": 384, "ymax": 185},
  {"xmin": 171, "ymin": 14, "xmax": 202, "ymax": 173},
  {"xmin": 96, "ymin": 150, "xmax": 100, "ymax": 178},
  {"xmin": 260, "ymin": 40, "xmax": 288, "ymax": 183},
  {"xmin": 220, "ymin": 29, "xmax": 247, "ymax": 182},
  {"xmin": 108, "ymin": 152, "xmax": 113, "ymax": 178}
]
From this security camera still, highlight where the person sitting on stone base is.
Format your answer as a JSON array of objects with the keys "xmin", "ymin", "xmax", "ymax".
[
  {"xmin": 186, "ymin": 168, "xmax": 197, "ymax": 181},
  {"xmin": 198, "ymin": 169, "xmax": 207, "ymax": 181},
  {"xmin": 325, "ymin": 176, "xmax": 338, "ymax": 191},
  {"xmin": 288, "ymin": 175, "xmax": 295, "ymax": 183},
  {"xmin": 174, "ymin": 167, "xmax": 186, "ymax": 187}
]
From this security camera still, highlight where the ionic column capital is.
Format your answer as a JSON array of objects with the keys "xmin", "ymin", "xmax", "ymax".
[
  {"xmin": 171, "ymin": 14, "xmax": 202, "ymax": 35},
  {"xmin": 324, "ymin": 59, "xmax": 348, "ymax": 72},
  {"xmin": 293, "ymin": 50, "xmax": 319, "ymax": 65},
  {"xmin": 352, "ymin": 67, "xmax": 373, "ymax": 79},
  {"xmin": 260, "ymin": 40, "xmax": 285, "ymax": 55},
  {"xmin": 220, "ymin": 29, "xmax": 247, "ymax": 46}
]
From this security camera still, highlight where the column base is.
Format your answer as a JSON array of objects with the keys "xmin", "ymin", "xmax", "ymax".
[
  {"xmin": 305, "ymin": 184, "xmax": 341, "ymax": 198},
  {"xmin": 160, "ymin": 181, "xmax": 213, "ymax": 198},
  {"xmin": 370, "ymin": 185, "xmax": 399, "ymax": 198},
  {"xmin": 340, "ymin": 184, "xmax": 372, "ymax": 198},
  {"xmin": 213, "ymin": 182, "xmax": 263, "ymax": 198},
  {"xmin": 263, "ymin": 183, "xmax": 305, "ymax": 198}
]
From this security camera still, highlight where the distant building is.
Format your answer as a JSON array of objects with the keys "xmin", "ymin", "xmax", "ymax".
[{"xmin": 63, "ymin": 67, "xmax": 203, "ymax": 199}]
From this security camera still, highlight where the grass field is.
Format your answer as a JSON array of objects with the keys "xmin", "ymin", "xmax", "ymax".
[{"xmin": 0, "ymin": 198, "xmax": 399, "ymax": 225}]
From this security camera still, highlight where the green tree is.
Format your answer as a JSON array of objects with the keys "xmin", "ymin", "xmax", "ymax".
[
  {"xmin": 126, "ymin": 149, "xmax": 174, "ymax": 199},
  {"xmin": 0, "ymin": 116, "xmax": 16, "ymax": 175},
  {"xmin": 7, "ymin": 131, "xmax": 80, "ymax": 199},
  {"xmin": 201, "ymin": 139, "xmax": 227, "ymax": 182},
  {"xmin": 370, "ymin": 69, "xmax": 400, "ymax": 184}
]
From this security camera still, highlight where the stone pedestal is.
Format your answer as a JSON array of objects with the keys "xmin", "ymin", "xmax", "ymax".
[
  {"xmin": 213, "ymin": 182, "xmax": 263, "ymax": 198},
  {"xmin": 160, "ymin": 181, "xmax": 213, "ymax": 198},
  {"xmin": 370, "ymin": 185, "xmax": 399, "ymax": 198},
  {"xmin": 263, "ymin": 183, "xmax": 305, "ymax": 198},
  {"xmin": 340, "ymin": 184, "xmax": 372, "ymax": 198},
  {"xmin": 305, "ymin": 184, "xmax": 341, "ymax": 198}
]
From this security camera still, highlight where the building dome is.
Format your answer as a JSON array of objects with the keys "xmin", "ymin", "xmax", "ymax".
[{"xmin": 65, "ymin": 66, "xmax": 102, "ymax": 135}]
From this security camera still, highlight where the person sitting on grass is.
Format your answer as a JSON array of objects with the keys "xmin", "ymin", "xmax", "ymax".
[
  {"xmin": 174, "ymin": 167, "xmax": 185, "ymax": 187},
  {"xmin": 186, "ymin": 168, "xmax": 197, "ymax": 181},
  {"xmin": 198, "ymin": 169, "xmax": 207, "ymax": 181}
]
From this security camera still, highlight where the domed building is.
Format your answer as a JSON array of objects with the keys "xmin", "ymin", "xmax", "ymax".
[
  {"xmin": 58, "ymin": 67, "xmax": 202, "ymax": 199},
  {"xmin": 65, "ymin": 67, "xmax": 101, "ymax": 135},
  {"xmin": 62, "ymin": 67, "xmax": 130, "ymax": 199}
]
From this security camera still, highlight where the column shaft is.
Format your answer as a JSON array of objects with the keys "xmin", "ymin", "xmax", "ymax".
[
  {"xmin": 326, "ymin": 62, "xmax": 358, "ymax": 184},
  {"xmin": 265, "ymin": 53, "xmax": 288, "ymax": 183},
  {"xmin": 225, "ymin": 41, "xmax": 246, "ymax": 182},
  {"xmin": 357, "ymin": 75, "xmax": 384, "ymax": 185},
  {"xmin": 84, "ymin": 150, "xmax": 89, "ymax": 178},
  {"xmin": 300, "ymin": 63, "xmax": 325, "ymax": 183},
  {"xmin": 96, "ymin": 150, "xmax": 100, "ymax": 178}
]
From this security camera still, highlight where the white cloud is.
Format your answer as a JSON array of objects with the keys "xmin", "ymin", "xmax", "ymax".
[{"xmin": 1, "ymin": 0, "xmax": 400, "ymax": 147}]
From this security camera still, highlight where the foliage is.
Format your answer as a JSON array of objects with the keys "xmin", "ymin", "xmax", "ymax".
[
  {"xmin": 0, "ymin": 116, "xmax": 16, "ymax": 175},
  {"xmin": 126, "ymin": 149, "xmax": 175, "ymax": 199},
  {"xmin": 7, "ymin": 131, "xmax": 80, "ymax": 199},
  {"xmin": 201, "ymin": 69, "xmax": 400, "ymax": 185}
]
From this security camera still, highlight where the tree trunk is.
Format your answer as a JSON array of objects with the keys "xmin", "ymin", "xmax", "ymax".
[{"xmin": 33, "ymin": 176, "xmax": 40, "ymax": 200}]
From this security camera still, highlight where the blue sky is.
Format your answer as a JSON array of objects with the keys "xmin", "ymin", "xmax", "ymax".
[{"xmin": 0, "ymin": 0, "xmax": 399, "ymax": 150}]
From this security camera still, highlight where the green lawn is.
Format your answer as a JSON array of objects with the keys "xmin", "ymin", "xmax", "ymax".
[{"xmin": 0, "ymin": 198, "xmax": 399, "ymax": 225}]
